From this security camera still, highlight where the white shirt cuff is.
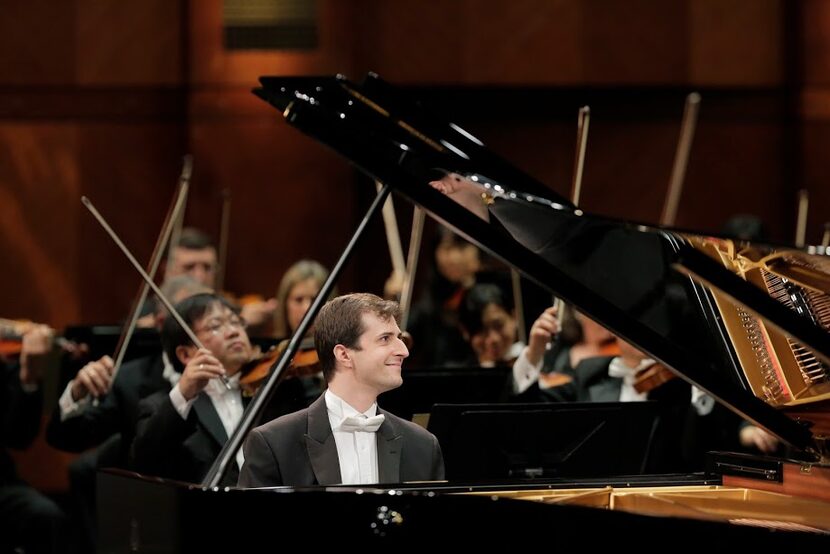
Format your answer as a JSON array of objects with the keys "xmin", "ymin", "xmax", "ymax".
[
  {"xmin": 58, "ymin": 382, "xmax": 91, "ymax": 421},
  {"xmin": 512, "ymin": 348, "xmax": 543, "ymax": 394},
  {"xmin": 169, "ymin": 384, "xmax": 195, "ymax": 420}
]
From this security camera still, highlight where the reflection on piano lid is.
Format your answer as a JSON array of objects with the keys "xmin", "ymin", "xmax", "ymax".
[{"xmin": 253, "ymin": 73, "xmax": 830, "ymax": 460}]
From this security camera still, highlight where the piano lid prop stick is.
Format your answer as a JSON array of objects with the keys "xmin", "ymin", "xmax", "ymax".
[
  {"xmin": 81, "ymin": 195, "xmax": 232, "ymax": 390},
  {"xmin": 165, "ymin": 155, "xmax": 192, "ymax": 285},
  {"xmin": 111, "ymin": 161, "xmax": 190, "ymax": 383},
  {"xmin": 216, "ymin": 188, "xmax": 231, "ymax": 293},
  {"xmin": 555, "ymin": 106, "xmax": 592, "ymax": 312},
  {"xmin": 661, "ymin": 93, "xmax": 701, "ymax": 227},
  {"xmin": 795, "ymin": 189, "xmax": 809, "ymax": 248}
]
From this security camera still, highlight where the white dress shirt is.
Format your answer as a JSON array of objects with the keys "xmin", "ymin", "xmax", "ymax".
[
  {"xmin": 325, "ymin": 389, "xmax": 380, "ymax": 485},
  {"xmin": 512, "ymin": 347, "xmax": 543, "ymax": 394},
  {"xmin": 608, "ymin": 357, "xmax": 651, "ymax": 402},
  {"xmin": 169, "ymin": 372, "xmax": 245, "ymax": 470}
]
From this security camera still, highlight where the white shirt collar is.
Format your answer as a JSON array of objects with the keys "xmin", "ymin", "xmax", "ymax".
[{"xmin": 325, "ymin": 389, "xmax": 377, "ymax": 424}]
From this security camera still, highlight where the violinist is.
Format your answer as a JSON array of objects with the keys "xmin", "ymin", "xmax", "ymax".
[
  {"xmin": 238, "ymin": 293, "xmax": 444, "ymax": 487},
  {"xmin": 250, "ymin": 260, "xmax": 333, "ymax": 417},
  {"xmin": 456, "ymin": 283, "xmax": 522, "ymax": 367},
  {"xmin": 47, "ymin": 276, "xmax": 209, "ymax": 460},
  {"xmin": 1, "ymin": 324, "xmax": 68, "ymax": 553},
  {"xmin": 512, "ymin": 307, "xmax": 619, "ymax": 401},
  {"xmin": 567, "ymin": 338, "xmax": 691, "ymax": 472},
  {"xmin": 45, "ymin": 276, "xmax": 209, "ymax": 551},
  {"xmin": 130, "ymin": 292, "xmax": 254, "ymax": 485},
  {"xmin": 138, "ymin": 227, "xmax": 276, "ymax": 332},
  {"xmin": 404, "ymin": 226, "xmax": 482, "ymax": 367}
]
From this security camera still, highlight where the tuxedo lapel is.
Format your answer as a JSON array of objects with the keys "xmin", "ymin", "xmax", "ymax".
[
  {"xmin": 192, "ymin": 394, "xmax": 228, "ymax": 446},
  {"xmin": 376, "ymin": 410, "xmax": 402, "ymax": 483},
  {"xmin": 304, "ymin": 396, "xmax": 341, "ymax": 485}
]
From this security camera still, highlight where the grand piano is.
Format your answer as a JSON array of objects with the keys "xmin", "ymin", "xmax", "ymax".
[{"xmin": 98, "ymin": 74, "xmax": 830, "ymax": 550}]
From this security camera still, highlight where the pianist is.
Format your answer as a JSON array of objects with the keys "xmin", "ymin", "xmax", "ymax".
[{"xmin": 238, "ymin": 293, "xmax": 445, "ymax": 487}]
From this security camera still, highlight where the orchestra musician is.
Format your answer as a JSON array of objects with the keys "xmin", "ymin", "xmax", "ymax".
[
  {"xmin": 403, "ymin": 226, "xmax": 481, "ymax": 367},
  {"xmin": 45, "ymin": 276, "xmax": 209, "ymax": 551},
  {"xmin": 238, "ymin": 293, "xmax": 444, "ymax": 487},
  {"xmin": 512, "ymin": 307, "xmax": 620, "ymax": 401},
  {"xmin": 1, "ymin": 324, "xmax": 68, "ymax": 553},
  {"xmin": 130, "ymin": 292, "xmax": 254, "ymax": 485},
  {"xmin": 138, "ymin": 227, "xmax": 277, "ymax": 333},
  {"xmin": 456, "ymin": 283, "xmax": 523, "ymax": 367},
  {"xmin": 259, "ymin": 259, "xmax": 333, "ymax": 416}
]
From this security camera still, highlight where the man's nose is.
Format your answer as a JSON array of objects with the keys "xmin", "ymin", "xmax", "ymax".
[{"xmin": 396, "ymin": 337, "xmax": 409, "ymax": 358}]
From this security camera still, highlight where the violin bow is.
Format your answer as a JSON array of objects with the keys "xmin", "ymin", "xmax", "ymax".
[
  {"xmin": 82, "ymin": 194, "xmax": 232, "ymax": 390},
  {"xmin": 399, "ymin": 206, "xmax": 424, "ymax": 333},
  {"xmin": 375, "ymin": 179, "xmax": 424, "ymax": 333},
  {"xmin": 553, "ymin": 106, "xmax": 592, "ymax": 318},
  {"xmin": 109, "ymin": 156, "xmax": 192, "ymax": 382},
  {"xmin": 660, "ymin": 92, "xmax": 700, "ymax": 227},
  {"xmin": 795, "ymin": 189, "xmax": 808, "ymax": 248},
  {"xmin": 216, "ymin": 188, "xmax": 231, "ymax": 293},
  {"xmin": 164, "ymin": 156, "xmax": 192, "ymax": 285}
]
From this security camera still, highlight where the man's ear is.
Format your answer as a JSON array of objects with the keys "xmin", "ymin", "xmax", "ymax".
[
  {"xmin": 333, "ymin": 344, "xmax": 352, "ymax": 369},
  {"xmin": 175, "ymin": 345, "xmax": 197, "ymax": 367}
]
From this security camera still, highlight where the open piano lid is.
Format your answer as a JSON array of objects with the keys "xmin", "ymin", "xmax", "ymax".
[{"xmin": 254, "ymin": 73, "xmax": 830, "ymax": 460}]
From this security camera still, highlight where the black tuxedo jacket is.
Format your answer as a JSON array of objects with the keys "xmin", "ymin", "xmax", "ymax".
[
  {"xmin": 238, "ymin": 394, "xmax": 444, "ymax": 488},
  {"xmin": 46, "ymin": 353, "xmax": 169, "ymax": 467},
  {"xmin": 130, "ymin": 387, "xmax": 244, "ymax": 486},
  {"xmin": 1, "ymin": 362, "xmax": 42, "ymax": 485}
]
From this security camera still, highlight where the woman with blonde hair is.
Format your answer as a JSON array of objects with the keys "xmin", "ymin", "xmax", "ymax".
[{"xmin": 273, "ymin": 259, "xmax": 332, "ymax": 339}]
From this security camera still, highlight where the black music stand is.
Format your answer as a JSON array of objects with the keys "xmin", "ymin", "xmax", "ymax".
[
  {"xmin": 428, "ymin": 402, "xmax": 663, "ymax": 481},
  {"xmin": 379, "ymin": 366, "xmax": 511, "ymax": 422}
]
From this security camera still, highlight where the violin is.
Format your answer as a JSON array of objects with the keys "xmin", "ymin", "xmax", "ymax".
[
  {"xmin": 633, "ymin": 362, "xmax": 679, "ymax": 394},
  {"xmin": 0, "ymin": 318, "xmax": 86, "ymax": 359},
  {"xmin": 239, "ymin": 335, "xmax": 321, "ymax": 397}
]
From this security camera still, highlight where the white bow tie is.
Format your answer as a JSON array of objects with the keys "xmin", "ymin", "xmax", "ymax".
[
  {"xmin": 338, "ymin": 413, "xmax": 385, "ymax": 433},
  {"xmin": 608, "ymin": 358, "xmax": 655, "ymax": 381}
]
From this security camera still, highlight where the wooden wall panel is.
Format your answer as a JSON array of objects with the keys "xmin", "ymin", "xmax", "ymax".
[
  {"xmin": 461, "ymin": 0, "xmax": 583, "ymax": 85},
  {"xmin": 582, "ymin": 0, "xmax": 687, "ymax": 85},
  {"xmin": 74, "ymin": 123, "xmax": 184, "ymax": 325},
  {"xmin": 802, "ymin": 0, "xmax": 830, "ymax": 87},
  {"xmin": 0, "ymin": 0, "xmax": 76, "ymax": 85},
  {"xmin": 0, "ymin": 124, "xmax": 81, "ymax": 326},
  {"xmin": 189, "ymin": 0, "xmax": 358, "ymax": 86},
  {"xmin": 75, "ymin": 0, "xmax": 183, "ymax": 85},
  {"xmin": 689, "ymin": 0, "xmax": 784, "ymax": 86},
  {"xmin": 186, "ymin": 108, "xmax": 361, "ymax": 300}
]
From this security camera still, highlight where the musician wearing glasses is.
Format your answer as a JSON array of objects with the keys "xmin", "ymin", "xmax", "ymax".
[
  {"xmin": 130, "ymin": 293, "xmax": 254, "ymax": 485},
  {"xmin": 238, "ymin": 293, "xmax": 444, "ymax": 487}
]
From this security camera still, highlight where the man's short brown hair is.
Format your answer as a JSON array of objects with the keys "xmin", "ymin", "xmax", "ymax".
[{"xmin": 313, "ymin": 293, "xmax": 400, "ymax": 382}]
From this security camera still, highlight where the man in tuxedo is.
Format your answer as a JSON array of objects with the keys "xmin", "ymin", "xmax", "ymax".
[
  {"xmin": 46, "ymin": 275, "xmax": 209, "ymax": 461},
  {"xmin": 130, "ymin": 292, "xmax": 254, "ymax": 485},
  {"xmin": 45, "ymin": 276, "xmax": 208, "ymax": 549},
  {"xmin": 238, "ymin": 293, "xmax": 444, "ymax": 487}
]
